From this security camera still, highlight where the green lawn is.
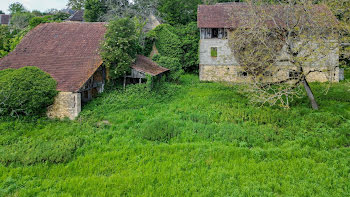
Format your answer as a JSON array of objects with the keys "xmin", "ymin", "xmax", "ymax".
[{"xmin": 1, "ymin": 74, "xmax": 350, "ymax": 196}]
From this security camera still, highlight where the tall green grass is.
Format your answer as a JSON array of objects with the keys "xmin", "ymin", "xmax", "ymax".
[{"xmin": 0, "ymin": 74, "xmax": 349, "ymax": 196}]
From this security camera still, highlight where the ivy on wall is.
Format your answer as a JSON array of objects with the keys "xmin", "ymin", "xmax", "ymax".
[{"xmin": 144, "ymin": 22, "xmax": 199, "ymax": 73}]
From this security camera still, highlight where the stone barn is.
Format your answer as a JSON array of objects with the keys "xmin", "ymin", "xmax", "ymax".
[
  {"xmin": 197, "ymin": 3, "xmax": 343, "ymax": 83},
  {"xmin": 0, "ymin": 22, "xmax": 107, "ymax": 120}
]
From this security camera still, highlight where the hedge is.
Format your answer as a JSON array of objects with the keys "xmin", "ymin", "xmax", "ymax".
[{"xmin": 0, "ymin": 67, "xmax": 57, "ymax": 117}]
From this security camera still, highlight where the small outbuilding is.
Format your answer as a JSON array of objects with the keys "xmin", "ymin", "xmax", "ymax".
[{"xmin": 126, "ymin": 55, "xmax": 169, "ymax": 84}]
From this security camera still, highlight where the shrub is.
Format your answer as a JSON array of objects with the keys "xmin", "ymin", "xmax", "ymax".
[
  {"xmin": 139, "ymin": 116, "xmax": 183, "ymax": 143},
  {"xmin": 28, "ymin": 16, "xmax": 52, "ymax": 28},
  {"xmin": 152, "ymin": 55, "xmax": 184, "ymax": 82},
  {"xmin": 51, "ymin": 12, "xmax": 70, "ymax": 21},
  {"xmin": 84, "ymin": 0, "xmax": 107, "ymax": 22},
  {"xmin": 0, "ymin": 136, "xmax": 82, "ymax": 165},
  {"xmin": 0, "ymin": 67, "xmax": 57, "ymax": 117}
]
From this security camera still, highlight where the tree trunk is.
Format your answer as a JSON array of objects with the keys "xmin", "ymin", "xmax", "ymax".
[{"xmin": 302, "ymin": 77, "xmax": 319, "ymax": 110}]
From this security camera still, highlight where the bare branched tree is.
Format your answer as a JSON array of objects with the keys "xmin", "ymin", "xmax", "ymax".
[{"xmin": 228, "ymin": 0, "xmax": 340, "ymax": 109}]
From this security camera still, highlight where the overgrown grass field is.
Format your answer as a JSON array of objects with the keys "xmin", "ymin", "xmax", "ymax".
[{"xmin": 1, "ymin": 74, "xmax": 350, "ymax": 196}]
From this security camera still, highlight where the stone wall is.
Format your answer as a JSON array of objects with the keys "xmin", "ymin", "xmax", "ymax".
[
  {"xmin": 199, "ymin": 39, "xmax": 238, "ymax": 66},
  {"xmin": 199, "ymin": 36, "xmax": 341, "ymax": 83},
  {"xmin": 200, "ymin": 65, "xmax": 340, "ymax": 83},
  {"xmin": 47, "ymin": 92, "xmax": 81, "ymax": 120}
]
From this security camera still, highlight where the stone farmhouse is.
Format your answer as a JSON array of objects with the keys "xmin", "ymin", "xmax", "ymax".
[
  {"xmin": 0, "ymin": 14, "xmax": 11, "ymax": 25},
  {"xmin": 0, "ymin": 22, "xmax": 168, "ymax": 120},
  {"xmin": 197, "ymin": 3, "xmax": 343, "ymax": 83}
]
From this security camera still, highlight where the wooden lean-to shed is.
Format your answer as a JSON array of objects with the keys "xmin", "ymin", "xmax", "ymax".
[{"xmin": 125, "ymin": 55, "xmax": 169, "ymax": 85}]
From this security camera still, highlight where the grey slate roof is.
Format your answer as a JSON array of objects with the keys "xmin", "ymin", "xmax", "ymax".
[
  {"xmin": 68, "ymin": 10, "xmax": 84, "ymax": 22},
  {"xmin": 0, "ymin": 15, "xmax": 11, "ymax": 25}
]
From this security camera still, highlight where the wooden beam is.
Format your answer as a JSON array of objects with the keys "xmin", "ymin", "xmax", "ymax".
[{"xmin": 123, "ymin": 72, "xmax": 126, "ymax": 91}]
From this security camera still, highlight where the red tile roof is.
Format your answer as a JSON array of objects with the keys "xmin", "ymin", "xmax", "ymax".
[
  {"xmin": 131, "ymin": 55, "xmax": 169, "ymax": 76},
  {"xmin": 0, "ymin": 15, "xmax": 10, "ymax": 25},
  {"xmin": 197, "ymin": 3, "xmax": 337, "ymax": 29},
  {"xmin": 0, "ymin": 22, "xmax": 107, "ymax": 92}
]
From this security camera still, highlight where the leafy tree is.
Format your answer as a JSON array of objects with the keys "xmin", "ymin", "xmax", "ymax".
[
  {"xmin": 28, "ymin": 16, "xmax": 52, "ymax": 28},
  {"xmin": 8, "ymin": 2, "xmax": 26, "ymax": 15},
  {"xmin": 10, "ymin": 12, "xmax": 35, "ymax": 30},
  {"xmin": 31, "ymin": 10, "xmax": 43, "ymax": 16},
  {"xmin": 157, "ymin": 0, "xmax": 201, "ymax": 25},
  {"xmin": 46, "ymin": 8, "xmax": 59, "ymax": 14},
  {"xmin": 84, "ymin": 0, "xmax": 107, "ymax": 22},
  {"xmin": 0, "ymin": 10, "xmax": 4, "ymax": 14},
  {"xmin": 173, "ymin": 22, "xmax": 200, "ymax": 72},
  {"xmin": 324, "ymin": 0, "xmax": 350, "ymax": 68},
  {"xmin": 132, "ymin": 0, "xmax": 159, "ymax": 18},
  {"xmin": 0, "ymin": 67, "xmax": 57, "ymax": 117},
  {"xmin": 68, "ymin": 0, "xmax": 86, "ymax": 10},
  {"xmin": 156, "ymin": 0, "xmax": 243, "ymax": 25},
  {"xmin": 51, "ymin": 12, "xmax": 71, "ymax": 21},
  {"xmin": 101, "ymin": 17, "xmax": 140, "ymax": 80},
  {"xmin": 228, "ymin": 0, "xmax": 339, "ymax": 109},
  {"xmin": 0, "ymin": 26, "xmax": 12, "ymax": 58}
]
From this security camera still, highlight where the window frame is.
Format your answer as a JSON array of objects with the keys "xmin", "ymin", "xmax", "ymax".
[{"xmin": 210, "ymin": 47, "xmax": 218, "ymax": 58}]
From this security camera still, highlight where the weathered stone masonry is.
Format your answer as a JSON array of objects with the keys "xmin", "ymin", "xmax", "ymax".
[
  {"xmin": 199, "ymin": 32, "xmax": 342, "ymax": 83},
  {"xmin": 197, "ymin": 3, "xmax": 343, "ymax": 83},
  {"xmin": 47, "ymin": 92, "xmax": 81, "ymax": 120}
]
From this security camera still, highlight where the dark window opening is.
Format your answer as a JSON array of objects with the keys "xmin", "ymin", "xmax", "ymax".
[
  {"xmin": 212, "ymin": 28, "xmax": 219, "ymax": 38},
  {"xmin": 289, "ymin": 71, "xmax": 300, "ymax": 79},
  {"xmin": 83, "ymin": 91, "xmax": 89, "ymax": 99},
  {"xmin": 238, "ymin": 71, "xmax": 248, "ymax": 77},
  {"xmin": 263, "ymin": 71, "xmax": 273, "ymax": 77},
  {"xmin": 201, "ymin": 28, "xmax": 227, "ymax": 39}
]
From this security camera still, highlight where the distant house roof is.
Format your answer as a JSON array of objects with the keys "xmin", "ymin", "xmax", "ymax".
[
  {"xmin": 131, "ymin": 55, "xmax": 169, "ymax": 76},
  {"xmin": 0, "ymin": 15, "xmax": 11, "ymax": 25},
  {"xmin": 197, "ymin": 3, "xmax": 337, "ymax": 29},
  {"xmin": 68, "ymin": 10, "xmax": 84, "ymax": 22},
  {"xmin": 0, "ymin": 22, "xmax": 107, "ymax": 92},
  {"xmin": 61, "ymin": 8, "xmax": 76, "ymax": 15},
  {"xmin": 144, "ymin": 13, "xmax": 161, "ymax": 32}
]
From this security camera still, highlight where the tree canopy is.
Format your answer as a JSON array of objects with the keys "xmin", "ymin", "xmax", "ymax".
[
  {"xmin": 101, "ymin": 17, "xmax": 141, "ymax": 80},
  {"xmin": 8, "ymin": 2, "xmax": 26, "ymax": 15},
  {"xmin": 228, "ymin": 0, "xmax": 339, "ymax": 109}
]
